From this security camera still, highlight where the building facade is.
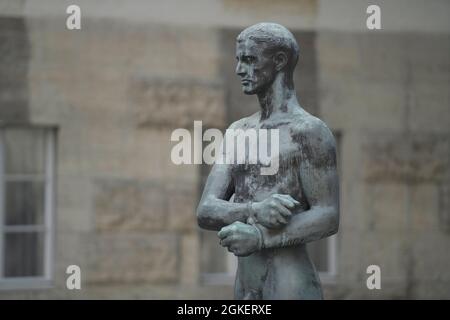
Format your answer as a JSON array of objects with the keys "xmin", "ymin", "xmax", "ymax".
[{"xmin": 0, "ymin": 0, "xmax": 449, "ymax": 299}]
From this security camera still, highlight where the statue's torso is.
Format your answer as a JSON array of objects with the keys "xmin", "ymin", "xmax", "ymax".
[
  {"xmin": 228, "ymin": 110, "xmax": 324, "ymax": 299},
  {"xmin": 230, "ymin": 110, "xmax": 310, "ymax": 211}
]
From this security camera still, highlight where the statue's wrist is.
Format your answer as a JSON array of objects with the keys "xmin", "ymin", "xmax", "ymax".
[
  {"xmin": 246, "ymin": 201, "xmax": 258, "ymax": 224},
  {"xmin": 254, "ymin": 224, "xmax": 277, "ymax": 249},
  {"xmin": 252, "ymin": 224, "xmax": 265, "ymax": 250}
]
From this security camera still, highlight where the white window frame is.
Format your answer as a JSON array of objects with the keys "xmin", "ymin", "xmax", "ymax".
[
  {"xmin": 320, "ymin": 234, "xmax": 338, "ymax": 283},
  {"xmin": 0, "ymin": 126, "xmax": 56, "ymax": 290}
]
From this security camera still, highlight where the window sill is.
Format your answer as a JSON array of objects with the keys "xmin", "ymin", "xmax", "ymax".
[
  {"xmin": 0, "ymin": 277, "xmax": 54, "ymax": 290},
  {"xmin": 319, "ymin": 272, "xmax": 338, "ymax": 285}
]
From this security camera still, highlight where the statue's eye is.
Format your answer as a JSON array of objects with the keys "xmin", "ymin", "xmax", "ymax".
[{"xmin": 243, "ymin": 56, "xmax": 255, "ymax": 63}]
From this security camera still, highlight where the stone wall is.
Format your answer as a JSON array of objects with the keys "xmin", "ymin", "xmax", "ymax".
[
  {"xmin": 0, "ymin": 0, "xmax": 449, "ymax": 299},
  {"xmin": 319, "ymin": 32, "xmax": 450, "ymax": 298},
  {"xmin": 0, "ymin": 8, "xmax": 230, "ymax": 298}
]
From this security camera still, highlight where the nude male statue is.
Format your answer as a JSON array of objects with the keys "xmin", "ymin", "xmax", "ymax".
[{"xmin": 197, "ymin": 23, "xmax": 339, "ymax": 300}]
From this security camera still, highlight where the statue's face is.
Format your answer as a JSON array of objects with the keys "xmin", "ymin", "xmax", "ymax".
[{"xmin": 235, "ymin": 39, "xmax": 277, "ymax": 95}]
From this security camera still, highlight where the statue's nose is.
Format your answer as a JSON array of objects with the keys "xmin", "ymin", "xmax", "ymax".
[{"xmin": 235, "ymin": 61, "xmax": 245, "ymax": 76}]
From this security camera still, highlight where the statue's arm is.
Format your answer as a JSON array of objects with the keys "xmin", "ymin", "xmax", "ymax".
[
  {"xmin": 257, "ymin": 124, "xmax": 340, "ymax": 249},
  {"xmin": 196, "ymin": 162, "xmax": 251, "ymax": 231},
  {"xmin": 197, "ymin": 119, "xmax": 255, "ymax": 231}
]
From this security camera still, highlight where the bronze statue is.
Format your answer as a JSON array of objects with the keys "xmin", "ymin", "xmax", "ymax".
[{"xmin": 197, "ymin": 22, "xmax": 339, "ymax": 299}]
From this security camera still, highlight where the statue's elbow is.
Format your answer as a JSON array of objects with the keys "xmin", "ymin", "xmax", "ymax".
[
  {"xmin": 196, "ymin": 202, "xmax": 212, "ymax": 230},
  {"xmin": 327, "ymin": 206, "xmax": 340, "ymax": 236}
]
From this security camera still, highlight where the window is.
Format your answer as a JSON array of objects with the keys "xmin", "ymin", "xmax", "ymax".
[
  {"xmin": 307, "ymin": 234, "xmax": 338, "ymax": 281},
  {"xmin": 0, "ymin": 127, "xmax": 56, "ymax": 290}
]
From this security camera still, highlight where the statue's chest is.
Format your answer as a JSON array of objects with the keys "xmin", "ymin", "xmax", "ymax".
[
  {"xmin": 231, "ymin": 154, "xmax": 303, "ymax": 203},
  {"xmin": 228, "ymin": 127, "xmax": 305, "ymax": 203},
  {"xmin": 227, "ymin": 128, "xmax": 300, "ymax": 174},
  {"xmin": 230, "ymin": 142, "xmax": 302, "ymax": 194}
]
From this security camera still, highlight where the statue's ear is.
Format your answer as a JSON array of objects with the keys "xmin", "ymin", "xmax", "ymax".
[{"xmin": 273, "ymin": 51, "xmax": 288, "ymax": 71}]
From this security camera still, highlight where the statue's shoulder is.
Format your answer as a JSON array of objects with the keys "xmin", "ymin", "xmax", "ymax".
[
  {"xmin": 289, "ymin": 111, "xmax": 337, "ymax": 154},
  {"xmin": 227, "ymin": 112, "xmax": 259, "ymax": 130}
]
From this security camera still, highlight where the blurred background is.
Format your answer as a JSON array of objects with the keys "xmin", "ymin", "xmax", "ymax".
[{"xmin": 0, "ymin": 0, "xmax": 449, "ymax": 299}]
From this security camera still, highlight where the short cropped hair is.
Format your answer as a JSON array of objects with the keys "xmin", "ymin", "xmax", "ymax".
[{"xmin": 237, "ymin": 22, "xmax": 300, "ymax": 70}]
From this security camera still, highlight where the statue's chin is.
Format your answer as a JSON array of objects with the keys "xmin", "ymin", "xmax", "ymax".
[
  {"xmin": 242, "ymin": 82, "xmax": 270, "ymax": 95},
  {"xmin": 242, "ymin": 87, "xmax": 257, "ymax": 95}
]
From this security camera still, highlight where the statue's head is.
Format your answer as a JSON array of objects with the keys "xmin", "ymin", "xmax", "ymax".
[{"xmin": 235, "ymin": 22, "xmax": 299, "ymax": 95}]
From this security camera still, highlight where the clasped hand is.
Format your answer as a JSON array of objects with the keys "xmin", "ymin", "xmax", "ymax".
[
  {"xmin": 252, "ymin": 194, "xmax": 299, "ymax": 229},
  {"xmin": 218, "ymin": 194, "xmax": 298, "ymax": 256}
]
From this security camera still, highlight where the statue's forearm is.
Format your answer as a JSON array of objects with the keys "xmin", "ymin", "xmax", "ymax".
[
  {"xmin": 197, "ymin": 198, "xmax": 250, "ymax": 231},
  {"xmin": 256, "ymin": 205, "xmax": 339, "ymax": 249}
]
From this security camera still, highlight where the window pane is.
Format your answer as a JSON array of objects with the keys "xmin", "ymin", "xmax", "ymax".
[
  {"xmin": 5, "ymin": 181, "xmax": 45, "ymax": 226},
  {"xmin": 3, "ymin": 128, "xmax": 46, "ymax": 175},
  {"xmin": 308, "ymin": 238, "xmax": 329, "ymax": 273},
  {"xmin": 4, "ymin": 232, "xmax": 44, "ymax": 277}
]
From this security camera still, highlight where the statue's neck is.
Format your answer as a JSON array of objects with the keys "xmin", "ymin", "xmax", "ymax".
[{"xmin": 257, "ymin": 73, "xmax": 298, "ymax": 121}]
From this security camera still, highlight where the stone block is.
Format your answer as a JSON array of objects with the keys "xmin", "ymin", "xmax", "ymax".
[
  {"xmin": 361, "ymin": 231, "xmax": 408, "ymax": 283},
  {"xmin": 167, "ymin": 183, "xmax": 198, "ymax": 231},
  {"xmin": 410, "ymin": 184, "xmax": 440, "ymax": 232},
  {"xmin": 129, "ymin": 76, "xmax": 226, "ymax": 129},
  {"xmin": 180, "ymin": 233, "xmax": 200, "ymax": 285},
  {"xmin": 84, "ymin": 233, "xmax": 178, "ymax": 284},
  {"xmin": 319, "ymin": 32, "xmax": 450, "ymax": 134},
  {"xmin": 409, "ymin": 82, "xmax": 450, "ymax": 133},
  {"xmin": 94, "ymin": 178, "xmax": 168, "ymax": 232},
  {"xmin": 407, "ymin": 34, "xmax": 450, "ymax": 84},
  {"xmin": 363, "ymin": 183, "xmax": 407, "ymax": 232},
  {"xmin": 362, "ymin": 133, "xmax": 450, "ymax": 183},
  {"xmin": 317, "ymin": 32, "xmax": 362, "ymax": 80},
  {"xmin": 338, "ymin": 133, "xmax": 368, "ymax": 232},
  {"xmin": 320, "ymin": 79, "xmax": 407, "ymax": 131},
  {"xmin": 357, "ymin": 34, "xmax": 409, "ymax": 83},
  {"xmin": 412, "ymin": 280, "xmax": 450, "ymax": 299},
  {"xmin": 336, "ymin": 230, "xmax": 364, "ymax": 282},
  {"xmin": 411, "ymin": 233, "xmax": 450, "ymax": 282},
  {"xmin": 88, "ymin": 127, "xmax": 174, "ymax": 181},
  {"xmin": 223, "ymin": 0, "xmax": 316, "ymax": 19},
  {"xmin": 439, "ymin": 184, "xmax": 450, "ymax": 232}
]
